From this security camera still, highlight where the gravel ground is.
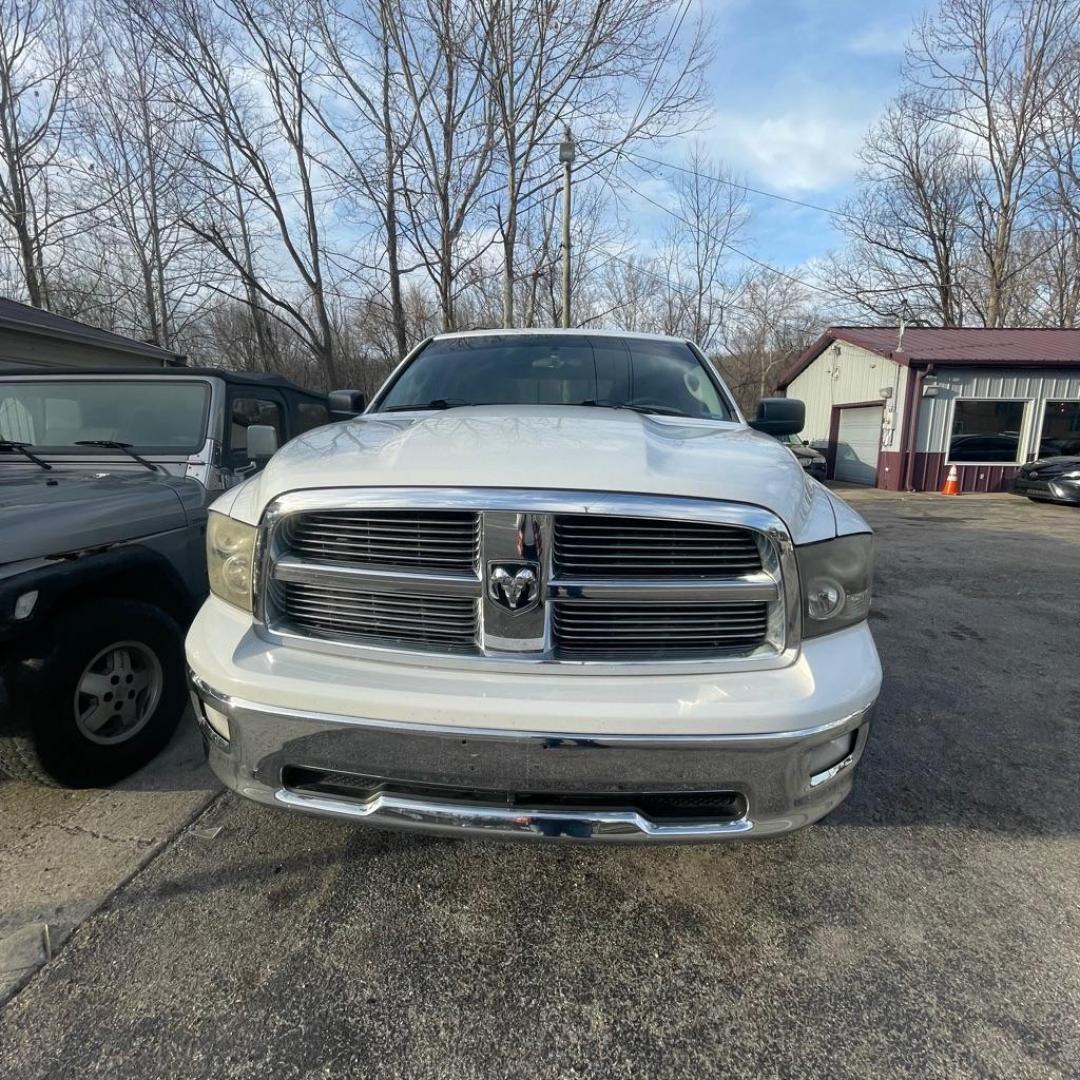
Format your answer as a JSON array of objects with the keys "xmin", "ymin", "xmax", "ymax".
[{"xmin": 1, "ymin": 489, "xmax": 1077, "ymax": 1079}]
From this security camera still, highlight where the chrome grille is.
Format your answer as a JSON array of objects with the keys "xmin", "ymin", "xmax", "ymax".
[
  {"xmin": 553, "ymin": 601, "xmax": 769, "ymax": 657},
  {"xmin": 278, "ymin": 581, "xmax": 478, "ymax": 651},
  {"xmin": 553, "ymin": 515, "xmax": 761, "ymax": 577},
  {"xmin": 260, "ymin": 491, "xmax": 794, "ymax": 669},
  {"xmin": 286, "ymin": 510, "xmax": 479, "ymax": 572}
]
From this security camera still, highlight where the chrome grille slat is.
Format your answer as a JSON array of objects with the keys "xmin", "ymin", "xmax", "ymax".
[
  {"xmin": 279, "ymin": 580, "xmax": 477, "ymax": 650},
  {"xmin": 283, "ymin": 548, "xmax": 475, "ymax": 564},
  {"xmin": 553, "ymin": 514, "xmax": 762, "ymax": 579},
  {"xmin": 294, "ymin": 523, "xmax": 477, "ymax": 536},
  {"xmin": 553, "ymin": 600, "xmax": 769, "ymax": 656},
  {"xmin": 288, "ymin": 510, "xmax": 479, "ymax": 572}
]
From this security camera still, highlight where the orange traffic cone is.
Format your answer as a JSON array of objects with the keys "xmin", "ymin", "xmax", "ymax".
[{"xmin": 941, "ymin": 464, "xmax": 960, "ymax": 496}]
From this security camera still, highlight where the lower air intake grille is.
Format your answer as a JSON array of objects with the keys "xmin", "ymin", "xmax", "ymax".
[
  {"xmin": 278, "ymin": 581, "xmax": 478, "ymax": 652},
  {"xmin": 553, "ymin": 601, "xmax": 769, "ymax": 658}
]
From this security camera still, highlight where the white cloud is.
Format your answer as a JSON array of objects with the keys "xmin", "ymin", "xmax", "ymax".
[
  {"xmin": 703, "ymin": 107, "xmax": 868, "ymax": 194},
  {"xmin": 847, "ymin": 20, "xmax": 910, "ymax": 56}
]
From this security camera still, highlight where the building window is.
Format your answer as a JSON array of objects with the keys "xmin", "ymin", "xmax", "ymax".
[
  {"xmin": 1038, "ymin": 400, "xmax": 1080, "ymax": 458},
  {"xmin": 948, "ymin": 400, "xmax": 1026, "ymax": 463}
]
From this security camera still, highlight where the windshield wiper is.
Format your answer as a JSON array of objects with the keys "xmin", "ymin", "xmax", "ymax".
[
  {"xmin": 382, "ymin": 398, "xmax": 474, "ymax": 413},
  {"xmin": 581, "ymin": 400, "xmax": 689, "ymax": 418},
  {"xmin": 75, "ymin": 440, "xmax": 160, "ymax": 472},
  {"xmin": 0, "ymin": 439, "xmax": 52, "ymax": 470}
]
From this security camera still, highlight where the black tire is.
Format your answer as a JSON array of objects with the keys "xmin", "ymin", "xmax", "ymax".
[{"xmin": 0, "ymin": 599, "xmax": 187, "ymax": 788}]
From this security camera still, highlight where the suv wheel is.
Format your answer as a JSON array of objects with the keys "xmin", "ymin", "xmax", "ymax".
[{"xmin": 0, "ymin": 599, "xmax": 187, "ymax": 788}]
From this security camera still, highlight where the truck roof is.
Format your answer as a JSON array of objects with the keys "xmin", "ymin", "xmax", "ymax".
[
  {"xmin": 0, "ymin": 365, "xmax": 325, "ymax": 398},
  {"xmin": 430, "ymin": 328, "xmax": 694, "ymax": 345}
]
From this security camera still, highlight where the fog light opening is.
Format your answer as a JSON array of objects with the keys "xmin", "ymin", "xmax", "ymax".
[
  {"xmin": 14, "ymin": 590, "xmax": 38, "ymax": 620},
  {"xmin": 203, "ymin": 704, "xmax": 231, "ymax": 742},
  {"xmin": 806, "ymin": 731, "xmax": 857, "ymax": 786}
]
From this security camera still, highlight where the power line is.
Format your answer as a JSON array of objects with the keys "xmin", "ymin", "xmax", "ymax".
[
  {"xmin": 625, "ymin": 181, "xmax": 836, "ymax": 297},
  {"xmin": 627, "ymin": 150, "xmax": 860, "ymax": 224}
]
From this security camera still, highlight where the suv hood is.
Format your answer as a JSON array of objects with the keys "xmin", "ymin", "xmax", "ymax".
[
  {"xmin": 233, "ymin": 406, "xmax": 846, "ymax": 541},
  {"xmin": 0, "ymin": 465, "xmax": 194, "ymax": 565}
]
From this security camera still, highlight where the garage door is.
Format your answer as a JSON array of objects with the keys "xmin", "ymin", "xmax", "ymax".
[{"xmin": 835, "ymin": 405, "xmax": 883, "ymax": 485}]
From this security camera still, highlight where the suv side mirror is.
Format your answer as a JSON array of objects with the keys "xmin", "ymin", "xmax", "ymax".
[
  {"xmin": 749, "ymin": 397, "xmax": 805, "ymax": 437},
  {"xmin": 246, "ymin": 424, "xmax": 279, "ymax": 466},
  {"xmin": 329, "ymin": 389, "xmax": 366, "ymax": 417}
]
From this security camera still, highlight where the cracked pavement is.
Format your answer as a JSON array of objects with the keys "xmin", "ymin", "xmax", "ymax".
[
  {"xmin": 0, "ymin": 490, "xmax": 1078, "ymax": 1078},
  {"xmin": 0, "ymin": 720, "xmax": 216, "ymax": 1001}
]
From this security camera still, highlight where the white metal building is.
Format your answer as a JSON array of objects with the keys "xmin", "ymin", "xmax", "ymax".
[{"xmin": 777, "ymin": 327, "xmax": 1080, "ymax": 492}]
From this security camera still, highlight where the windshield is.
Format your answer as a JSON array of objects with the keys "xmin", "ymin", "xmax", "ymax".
[
  {"xmin": 375, "ymin": 335, "xmax": 735, "ymax": 421},
  {"xmin": 0, "ymin": 380, "xmax": 211, "ymax": 455}
]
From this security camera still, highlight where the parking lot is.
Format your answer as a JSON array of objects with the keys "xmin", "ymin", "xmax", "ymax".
[{"xmin": 1, "ymin": 488, "xmax": 1077, "ymax": 1079}]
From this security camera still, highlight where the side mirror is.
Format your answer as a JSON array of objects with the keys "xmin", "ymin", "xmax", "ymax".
[
  {"xmin": 748, "ymin": 397, "xmax": 805, "ymax": 437},
  {"xmin": 246, "ymin": 424, "xmax": 279, "ymax": 465},
  {"xmin": 329, "ymin": 388, "xmax": 366, "ymax": 417}
]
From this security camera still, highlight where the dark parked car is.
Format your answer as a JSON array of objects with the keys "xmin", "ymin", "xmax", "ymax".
[
  {"xmin": 0, "ymin": 367, "xmax": 353, "ymax": 787},
  {"xmin": 1011, "ymin": 456, "xmax": 1080, "ymax": 505},
  {"xmin": 777, "ymin": 432, "xmax": 827, "ymax": 481}
]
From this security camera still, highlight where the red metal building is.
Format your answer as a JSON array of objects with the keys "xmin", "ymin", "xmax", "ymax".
[{"xmin": 777, "ymin": 327, "xmax": 1080, "ymax": 493}]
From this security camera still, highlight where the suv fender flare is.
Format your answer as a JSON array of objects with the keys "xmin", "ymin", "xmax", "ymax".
[{"xmin": 0, "ymin": 543, "xmax": 204, "ymax": 650}]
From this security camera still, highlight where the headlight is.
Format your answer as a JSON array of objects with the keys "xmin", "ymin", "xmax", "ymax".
[
  {"xmin": 207, "ymin": 511, "xmax": 257, "ymax": 612},
  {"xmin": 796, "ymin": 533, "xmax": 873, "ymax": 638},
  {"xmin": 1060, "ymin": 469, "xmax": 1080, "ymax": 480}
]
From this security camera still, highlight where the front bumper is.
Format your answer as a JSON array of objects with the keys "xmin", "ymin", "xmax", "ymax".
[
  {"xmin": 190, "ymin": 674, "xmax": 871, "ymax": 841},
  {"xmin": 1010, "ymin": 475, "xmax": 1080, "ymax": 505},
  {"xmin": 186, "ymin": 598, "xmax": 881, "ymax": 842}
]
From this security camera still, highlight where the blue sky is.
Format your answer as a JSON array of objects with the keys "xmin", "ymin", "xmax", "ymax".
[{"xmin": 627, "ymin": 0, "xmax": 931, "ymax": 271}]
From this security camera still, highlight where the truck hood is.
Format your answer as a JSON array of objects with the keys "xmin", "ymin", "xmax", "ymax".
[
  {"xmin": 0, "ymin": 465, "xmax": 195, "ymax": 565},
  {"xmin": 229, "ymin": 406, "xmax": 850, "ymax": 542}
]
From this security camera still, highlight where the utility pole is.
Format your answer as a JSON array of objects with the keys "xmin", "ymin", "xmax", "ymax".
[{"xmin": 559, "ymin": 126, "xmax": 575, "ymax": 328}]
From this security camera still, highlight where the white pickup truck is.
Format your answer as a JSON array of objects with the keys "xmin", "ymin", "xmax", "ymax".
[{"xmin": 186, "ymin": 330, "xmax": 881, "ymax": 842}]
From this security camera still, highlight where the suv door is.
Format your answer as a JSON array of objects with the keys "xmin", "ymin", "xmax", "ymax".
[{"xmin": 223, "ymin": 387, "xmax": 288, "ymax": 483}]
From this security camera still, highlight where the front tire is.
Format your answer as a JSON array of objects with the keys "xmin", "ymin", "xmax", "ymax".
[{"xmin": 0, "ymin": 599, "xmax": 187, "ymax": 788}]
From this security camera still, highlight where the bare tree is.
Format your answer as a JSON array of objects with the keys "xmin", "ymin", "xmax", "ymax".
[
  {"xmin": 721, "ymin": 268, "xmax": 819, "ymax": 413},
  {"xmin": 1035, "ymin": 33, "xmax": 1080, "ymax": 325},
  {"xmin": 908, "ymin": 0, "xmax": 1077, "ymax": 326},
  {"xmin": 131, "ymin": 0, "xmax": 348, "ymax": 384},
  {"xmin": 477, "ymin": 0, "xmax": 710, "ymax": 327},
  {"xmin": 827, "ymin": 96, "xmax": 969, "ymax": 325},
  {"xmin": 74, "ymin": 2, "xmax": 222, "ymax": 347},
  {"xmin": 384, "ymin": 0, "xmax": 495, "ymax": 334},
  {"xmin": 309, "ymin": 0, "xmax": 413, "ymax": 358},
  {"xmin": 656, "ymin": 146, "xmax": 746, "ymax": 350},
  {"xmin": 0, "ymin": 0, "xmax": 82, "ymax": 307}
]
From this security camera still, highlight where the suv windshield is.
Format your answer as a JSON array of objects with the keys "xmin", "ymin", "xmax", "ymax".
[
  {"xmin": 375, "ymin": 335, "xmax": 735, "ymax": 421},
  {"xmin": 0, "ymin": 380, "xmax": 211, "ymax": 454}
]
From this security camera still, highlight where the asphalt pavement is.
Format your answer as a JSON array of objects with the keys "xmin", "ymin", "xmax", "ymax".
[{"xmin": 0, "ymin": 490, "xmax": 1077, "ymax": 1079}]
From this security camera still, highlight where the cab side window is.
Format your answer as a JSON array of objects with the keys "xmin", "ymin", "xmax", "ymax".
[
  {"xmin": 296, "ymin": 401, "xmax": 330, "ymax": 433},
  {"xmin": 229, "ymin": 395, "xmax": 284, "ymax": 459}
]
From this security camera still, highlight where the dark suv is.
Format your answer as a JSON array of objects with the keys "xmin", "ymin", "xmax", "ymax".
[{"xmin": 0, "ymin": 367, "xmax": 339, "ymax": 787}]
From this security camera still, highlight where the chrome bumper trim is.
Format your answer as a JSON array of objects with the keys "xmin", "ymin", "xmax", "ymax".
[{"xmin": 274, "ymin": 789, "xmax": 755, "ymax": 840}]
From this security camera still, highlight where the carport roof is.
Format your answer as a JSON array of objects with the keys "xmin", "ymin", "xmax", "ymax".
[{"xmin": 777, "ymin": 326, "xmax": 1080, "ymax": 389}]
